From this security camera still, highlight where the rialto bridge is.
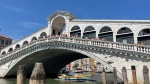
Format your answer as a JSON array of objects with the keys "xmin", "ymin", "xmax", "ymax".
[{"xmin": 1, "ymin": 11, "xmax": 150, "ymax": 83}]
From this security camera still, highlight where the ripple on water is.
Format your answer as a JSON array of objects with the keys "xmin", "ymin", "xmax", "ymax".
[{"xmin": 0, "ymin": 78, "xmax": 96, "ymax": 84}]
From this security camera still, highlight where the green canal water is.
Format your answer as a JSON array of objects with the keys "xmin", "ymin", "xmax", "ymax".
[{"xmin": 0, "ymin": 78, "xmax": 96, "ymax": 84}]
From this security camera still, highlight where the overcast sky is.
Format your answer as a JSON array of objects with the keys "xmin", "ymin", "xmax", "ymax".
[{"xmin": 0, "ymin": 0, "xmax": 150, "ymax": 42}]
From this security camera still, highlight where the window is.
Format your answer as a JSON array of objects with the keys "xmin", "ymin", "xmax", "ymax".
[
  {"xmin": 5, "ymin": 40, "xmax": 9, "ymax": 45},
  {"xmin": 1, "ymin": 39, "xmax": 5, "ymax": 45}
]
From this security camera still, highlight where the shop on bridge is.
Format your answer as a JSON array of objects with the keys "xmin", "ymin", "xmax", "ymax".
[
  {"xmin": 138, "ymin": 28, "xmax": 150, "ymax": 45},
  {"xmin": 70, "ymin": 26, "xmax": 81, "ymax": 37},
  {"xmin": 98, "ymin": 26, "xmax": 113, "ymax": 41},
  {"xmin": 116, "ymin": 27, "xmax": 134, "ymax": 44},
  {"xmin": 83, "ymin": 26, "xmax": 96, "ymax": 39}
]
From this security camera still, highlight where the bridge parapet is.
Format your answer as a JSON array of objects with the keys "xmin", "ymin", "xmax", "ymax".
[
  {"xmin": 0, "ymin": 36, "xmax": 150, "ymax": 82},
  {"xmin": 1, "ymin": 36, "xmax": 150, "ymax": 60}
]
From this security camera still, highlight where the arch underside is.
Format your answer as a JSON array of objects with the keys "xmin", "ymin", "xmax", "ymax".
[
  {"xmin": 5, "ymin": 49, "xmax": 88, "ymax": 78},
  {"xmin": 52, "ymin": 16, "xmax": 66, "ymax": 35},
  {"xmin": 3, "ymin": 40, "xmax": 150, "ymax": 79}
]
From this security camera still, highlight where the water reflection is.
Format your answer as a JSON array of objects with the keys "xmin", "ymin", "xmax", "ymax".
[
  {"xmin": 0, "ymin": 78, "xmax": 96, "ymax": 84},
  {"xmin": 0, "ymin": 78, "xmax": 16, "ymax": 84}
]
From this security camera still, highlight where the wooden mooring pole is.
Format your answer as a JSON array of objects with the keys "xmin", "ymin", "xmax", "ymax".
[
  {"xmin": 102, "ymin": 67, "xmax": 106, "ymax": 84},
  {"xmin": 17, "ymin": 65, "xmax": 26, "ymax": 84},
  {"xmin": 29, "ymin": 63, "xmax": 46, "ymax": 84},
  {"xmin": 143, "ymin": 65, "xmax": 149, "ymax": 84},
  {"xmin": 122, "ymin": 67, "xmax": 128, "ymax": 84},
  {"xmin": 113, "ymin": 67, "xmax": 117, "ymax": 84},
  {"xmin": 131, "ymin": 66, "xmax": 137, "ymax": 84}
]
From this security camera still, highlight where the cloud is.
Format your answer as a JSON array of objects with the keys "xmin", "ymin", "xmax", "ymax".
[
  {"xmin": 0, "ymin": 5, "xmax": 25, "ymax": 13},
  {"xmin": 21, "ymin": 21, "xmax": 44, "ymax": 28}
]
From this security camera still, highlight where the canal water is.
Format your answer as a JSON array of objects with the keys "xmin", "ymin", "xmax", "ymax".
[{"xmin": 0, "ymin": 78, "xmax": 96, "ymax": 84}]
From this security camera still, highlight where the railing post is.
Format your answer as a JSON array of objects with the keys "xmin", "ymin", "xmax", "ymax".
[
  {"xmin": 143, "ymin": 65, "xmax": 149, "ymax": 84},
  {"xmin": 46, "ymin": 38, "xmax": 48, "ymax": 42},
  {"xmin": 36, "ymin": 40, "xmax": 38, "ymax": 44},
  {"xmin": 109, "ymin": 42, "xmax": 112, "ymax": 48},
  {"xmin": 89, "ymin": 40, "xmax": 91, "ymax": 45},
  {"xmin": 73, "ymin": 38, "xmax": 75, "ymax": 43},
  {"xmin": 58, "ymin": 37, "xmax": 61, "ymax": 41},
  {"xmin": 131, "ymin": 66, "xmax": 137, "ymax": 84},
  {"xmin": 122, "ymin": 67, "xmax": 128, "ymax": 84}
]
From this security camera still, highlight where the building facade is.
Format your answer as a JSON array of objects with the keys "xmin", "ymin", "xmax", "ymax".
[{"xmin": 0, "ymin": 35, "xmax": 12, "ymax": 50}]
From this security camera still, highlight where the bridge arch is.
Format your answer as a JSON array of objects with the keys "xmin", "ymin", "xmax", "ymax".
[
  {"xmin": 4, "ymin": 49, "xmax": 88, "ymax": 77},
  {"xmin": 2, "ymin": 42, "xmax": 122, "ymax": 80},
  {"xmin": 31, "ymin": 37, "xmax": 37, "ymax": 42},
  {"xmin": 70, "ymin": 26, "xmax": 81, "ymax": 37},
  {"xmin": 138, "ymin": 28, "xmax": 150, "ymax": 45},
  {"xmin": 51, "ymin": 16, "xmax": 66, "ymax": 35},
  {"xmin": 99, "ymin": 26, "xmax": 113, "ymax": 41},
  {"xmin": 83, "ymin": 26, "xmax": 96, "ymax": 38},
  {"xmin": 1, "ymin": 51, "xmax": 6, "ymax": 55},
  {"xmin": 40, "ymin": 32, "xmax": 47, "ymax": 38},
  {"xmin": 116, "ymin": 27, "xmax": 134, "ymax": 44},
  {"xmin": 15, "ymin": 44, "xmax": 20, "ymax": 49},
  {"xmin": 22, "ymin": 41, "xmax": 29, "ymax": 46},
  {"xmin": 8, "ymin": 48, "xmax": 13, "ymax": 52}
]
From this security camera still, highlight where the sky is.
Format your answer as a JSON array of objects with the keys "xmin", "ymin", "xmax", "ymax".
[{"xmin": 0, "ymin": 0, "xmax": 150, "ymax": 42}]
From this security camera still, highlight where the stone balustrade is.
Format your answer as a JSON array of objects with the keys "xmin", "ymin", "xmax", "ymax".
[{"xmin": 1, "ymin": 36, "xmax": 150, "ymax": 66}]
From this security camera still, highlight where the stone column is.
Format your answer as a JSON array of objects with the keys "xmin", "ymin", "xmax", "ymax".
[
  {"xmin": 17, "ymin": 65, "xmax": 26, "ymax": 84},
  {"xmin": 47, "ymin": 21, "xmax": 52, "ymax": 36},
  {"xmin": 29, "ymin": 63, "xmax": 46, "ymax": 84}
]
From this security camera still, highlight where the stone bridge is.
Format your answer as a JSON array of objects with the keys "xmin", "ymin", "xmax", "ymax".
[{"xmin": 1, "ymin": 10, "xmax": 150, "ymax": 83}]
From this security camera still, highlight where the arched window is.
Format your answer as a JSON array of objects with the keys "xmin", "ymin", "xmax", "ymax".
[
  {"xmin": 99, "ymin": 26, "xmax": 113, "ymax": 41},
  {"xmin": 117, "ymin": 27, "xmax": 132, "ymax": 34},
  {"xmin": 83, "ymin": 26, "xmax": 96, "ymax": 39},
  {"xmin": 8, "ymin": 48, "xmax": 13, "ymax": 52},
  {"xmin": 138, "ymin": 28, "xmax": 150, "ymax": 36},
  {"xmin": 70, "ymin": 26, "xmax": 81, "ymax": 37},
  {"xmin": 116, "ymin": 27, "xmax": 133, "ymax": 44},
  {"xmin": 84, "ymin": 26, "xmax": 95, "ymax": 32},
  {"xmin": 23, "ymin": 41, "xmax": 29, "ymax": 46},
  {"xmin": 40, "ymin": 32, "xmax": 47, "ymax": 37},
  {"xmin": 52, "ymin": 16, "xmax": 66, "ymax": 35},
  {"xmin": 1, "ymin": 38, "xmax": 5, "ymax": 45},
  {"xmin": 31, "ymin": 37, "xmax": 37, "ymax": 42},
  {"xmin": 2, "ymin": 51, "xmax": 6, "ymax": 55},
  {"xmin": 138, "ymin": 28, "xmax": 150, "ymax": 45},
  {"xmin": 100, "ymin": 26, "xmax": 112, "ymax": 33},
  {"xmin": 15, "ymin": 44, "xmax": 20, "ymax": 49},
  {"xmin": 71, "ymin": 26, "xmax": 80, "ymax": 31}
]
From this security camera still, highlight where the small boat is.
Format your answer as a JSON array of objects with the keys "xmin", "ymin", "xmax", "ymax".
[{"xmin": 58, "ymin": 72, "xmax": 92, "ymax": 81}]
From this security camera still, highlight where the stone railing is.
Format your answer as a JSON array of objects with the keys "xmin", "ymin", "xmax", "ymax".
[
  {"xmin": 1, "ymin": 36, "xmax": 150, "ymax": 61},
  {"xmin": 59, "ymin": 36, "xmax": 150, "ymax": 54}
]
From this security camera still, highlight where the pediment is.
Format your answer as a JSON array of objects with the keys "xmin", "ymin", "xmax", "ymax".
[{"xmin": 47, "ymin": 10, "xmax": 76, "ymax": 21}]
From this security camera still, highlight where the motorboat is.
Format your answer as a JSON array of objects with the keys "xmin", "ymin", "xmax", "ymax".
[{"xmin": 58, "ymin": 72, "xmax": 92, "ymax": 81}]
